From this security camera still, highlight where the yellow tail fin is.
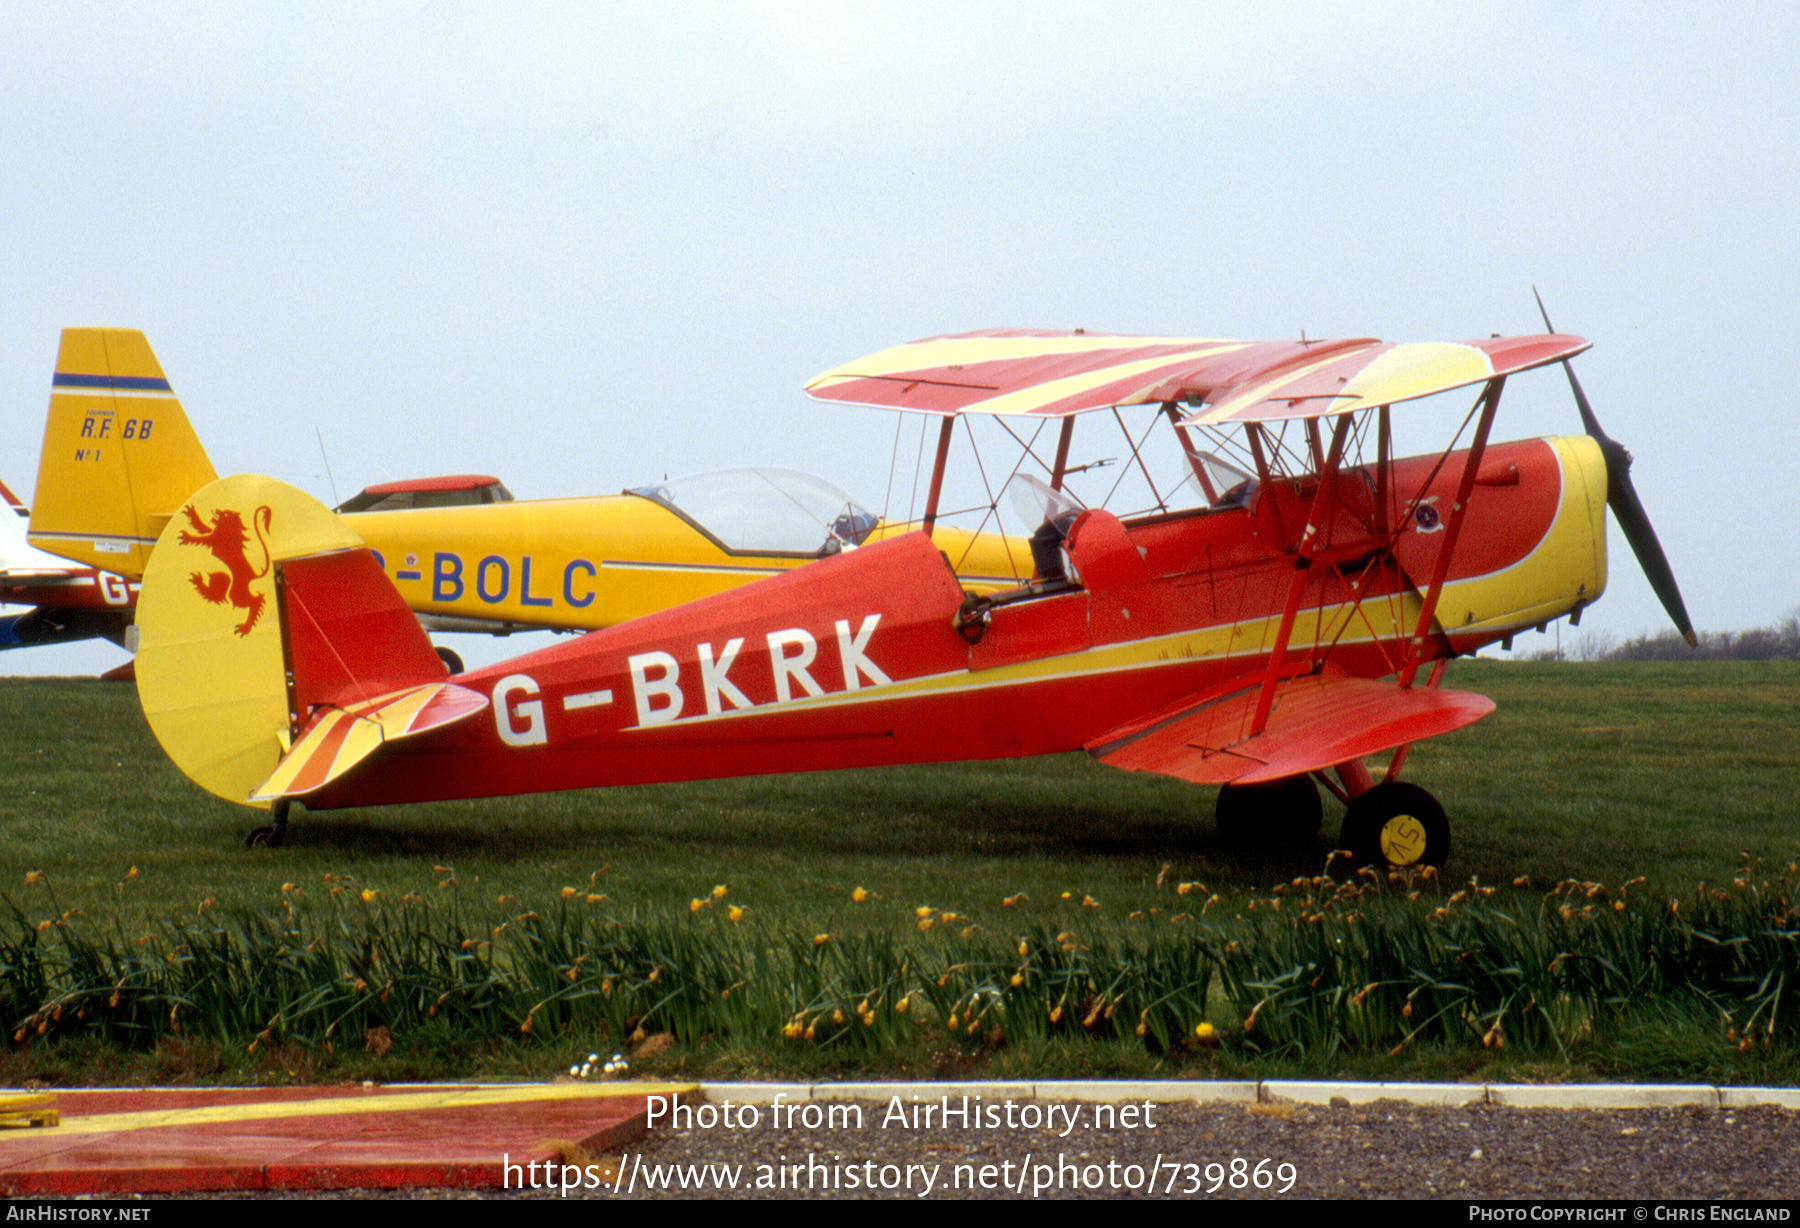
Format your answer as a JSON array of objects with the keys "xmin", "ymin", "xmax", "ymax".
[{"xmin": 28, "ymin": 328, "xmax": 217, "ymax": 580}]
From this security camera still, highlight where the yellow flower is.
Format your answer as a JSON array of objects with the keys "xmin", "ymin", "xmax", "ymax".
[
  {"xmin": 712, "ymin": 884, "xmax": 728, "ymax": 899},
  {"xmin": 1195, "ymin": 1022, "xmax": 1216, "ymax": 1041},
  {"xmin": 124, "ymin": 867, "xmax": 138, "ymax": 880},
  {"xmin": 914, "ymin": 906, "xmax": 934, "ymax": 918},
  {"xmin": 1082, "ymin": 895, "xmax": 1099, "ymax": 908},
  {"xmin": 727, "ymin": 905, "xmax": 744, "ymax": 923},
  {"xmin": 561, "ymin": 886, "xmax": 577, "ymax": 899},
  {"xmin": 360, "ymin": 889, "xmax": 377, "ymax": 904},
  {"xmin": 1010, "ymin": 973, "xmax": 1024, "ymax": 988},
  {"xmin": 690, "ymin": 898, "xmax": 706, "ymax": 913},
  {"xmin": 24, "ymin": 871, "xmax": 42, "ymax": 885},
  {"xmin": 814, "ymin": 933, "xmax": 831, "ymax": 946},
  {"xmin": 894, "ymin": 997, "xmax": 909, "ymax": 1014},
  {"xmin": 852, "ymin": 886, "xmax": 870, "ymax": 903}
]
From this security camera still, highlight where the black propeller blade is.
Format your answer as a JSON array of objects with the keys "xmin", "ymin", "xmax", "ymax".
[{"xmin": 1533, "ymin": 289, "xmax": 1696, "ymax": 647}]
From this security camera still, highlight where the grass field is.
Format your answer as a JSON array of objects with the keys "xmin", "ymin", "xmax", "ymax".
[{"xmin": 0, "ymin": 660, "xmax": 1795, "ymax": 1085}]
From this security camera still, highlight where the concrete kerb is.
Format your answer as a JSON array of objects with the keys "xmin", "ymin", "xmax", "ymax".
[{"xmin": 700, "ymin": 1081, "xmax": 1800, "ymax": 1110}]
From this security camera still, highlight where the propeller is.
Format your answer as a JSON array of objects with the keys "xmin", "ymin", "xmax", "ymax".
[{"xmin": 1534, "ymin": 289, "xmax": 1697, "ymax": 647}]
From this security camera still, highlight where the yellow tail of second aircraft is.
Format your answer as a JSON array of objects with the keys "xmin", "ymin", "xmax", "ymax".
[{"xmin": 28, "ymin": 328, "xmax": 217, "ymax": 580}]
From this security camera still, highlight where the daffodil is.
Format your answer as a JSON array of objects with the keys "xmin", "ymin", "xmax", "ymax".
[
  {"xmin": 712, "ymin": 884, "xmax": 728, "ymax": 899},
  {"xmin": 851, "ymin": 886, "xmax": 869, "ymax": 903}
]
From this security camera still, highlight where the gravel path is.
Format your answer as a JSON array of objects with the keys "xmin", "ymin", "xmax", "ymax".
[{"xmin": 566, "ymin": 1098, "xmax": 1800, "ymax": 1200}]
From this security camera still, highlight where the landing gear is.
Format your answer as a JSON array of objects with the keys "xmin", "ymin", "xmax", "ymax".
[
  {"xmin": 1216, "ymin": 775, "xmax": 1323, "ymax": 847},
  {"xmin": 435, "ymin": 646, "xmax": 465, "ymax": 675},
  {"xmin": 245, "ymin": 800, "xmax": 291, "ymax": 849},
  {"xmin": 1340, "ymin": 781, "xmax": 1449, "ymax": 869}
]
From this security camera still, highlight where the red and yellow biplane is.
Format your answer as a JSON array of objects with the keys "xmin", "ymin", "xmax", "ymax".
[{"xmin": 131, "ymin": 321, "xmax": 1692, "ymax": 864}]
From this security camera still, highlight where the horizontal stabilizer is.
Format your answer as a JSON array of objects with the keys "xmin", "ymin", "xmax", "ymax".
[
  {"xmin": 248, "ymin": 544, "xmax": 487, "ymax": 800},
  {"xmin": 1088, "ymin": 674, "xmax": 1494, "ymax": 785},
  {"xmin": 251, "ymin": 682, "xmax": 487, "ymax": 800}
]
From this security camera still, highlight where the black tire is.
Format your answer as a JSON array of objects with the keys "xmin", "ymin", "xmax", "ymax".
[
  {"xmin": 435, "ymin": 646, "xmax": 465, "ymax": 675},
  {"xmin": 1216, "ymin": 775, "xmax": 1323, "ymax": 846},
  {"xmin": 1339, "ymin": 781, "xmax": 1450, "ymax": 869},
  {"xmin": 245, "ymin": 799, "xmax": 291, "ymax": 850}
]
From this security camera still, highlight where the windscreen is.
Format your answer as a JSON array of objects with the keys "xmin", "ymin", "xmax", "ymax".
[{"xmin": 630, "ymin": 468, "xmax": 877, "ymax": 556}]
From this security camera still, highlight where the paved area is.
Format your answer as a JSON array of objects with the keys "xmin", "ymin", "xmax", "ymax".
[
  {"xmin": 1, "ymin": 1080, "xmax": 1795, "ymax": 1198},
  {"xmin": 0, "ymin": 1083, "xmax": 691, "ymax": 1195}
]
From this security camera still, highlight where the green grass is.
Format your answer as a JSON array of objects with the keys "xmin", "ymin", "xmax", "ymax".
[{"xmin": 0, "ymin": 661, "xmax": 1795, "ymax": 1085}]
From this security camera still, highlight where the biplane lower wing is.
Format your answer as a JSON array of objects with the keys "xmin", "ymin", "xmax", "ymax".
[{"xmin": 1087, "ymin": 673, "xmax": 1495, "ymax": 785}]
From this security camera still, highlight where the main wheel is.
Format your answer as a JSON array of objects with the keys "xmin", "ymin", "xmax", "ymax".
[
  {"xmin": 1339, "ymin": 781, "xmax": 1450, "ymax": 869},
  {"xmin": 435, "ymin": 646, "xmax": 465, "ymax": 675},
  {"xmin": 1216, "ymin": 775, "xmax": 1323, "ymax": 847}
]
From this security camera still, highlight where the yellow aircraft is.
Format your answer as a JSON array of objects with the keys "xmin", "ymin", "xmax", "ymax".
[{"xmin": 27, "ymin": 329, "xmax": 1027, "ymax": 657}]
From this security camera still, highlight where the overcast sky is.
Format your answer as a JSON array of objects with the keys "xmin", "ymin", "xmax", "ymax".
[{"xmin": 3, "ymin": 2, "xmax": 1793, "ymax": 674}]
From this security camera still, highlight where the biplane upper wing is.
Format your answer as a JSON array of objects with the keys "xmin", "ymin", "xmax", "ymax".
[
  {"xmin": 1086, "ymin": 673, "xmax": 1495, "ymax": 787},
  {"xmin": 805, "ymin": 329, "xmax": 1589, "ymax": 421}
]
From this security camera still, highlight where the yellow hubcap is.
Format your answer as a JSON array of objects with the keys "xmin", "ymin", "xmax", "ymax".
[{"xmin": 1379, "ymin": 814, "xmax": 1428, "ymax": 866}]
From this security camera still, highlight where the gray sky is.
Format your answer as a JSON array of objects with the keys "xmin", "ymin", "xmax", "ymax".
[{"xmin": 4, "ymin": 1, "xmax": 1794, "ymax": 674}]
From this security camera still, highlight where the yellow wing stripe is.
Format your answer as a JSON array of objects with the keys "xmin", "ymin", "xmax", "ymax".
[{"xmin": 1192, "ymin": 342, "xmax": 1500, "ymax": 423}]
